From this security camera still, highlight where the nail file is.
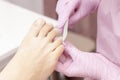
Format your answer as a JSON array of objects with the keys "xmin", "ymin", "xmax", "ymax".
[{"xmin": 63, "ymin": 20, "xmax": 69, "ymax": 41}]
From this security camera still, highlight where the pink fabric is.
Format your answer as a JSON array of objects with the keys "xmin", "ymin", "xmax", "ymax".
[
  {"xmin": 56, "ymin": 0, "xmax": 120, "ymax": 80},
  {"xmin": 56, "ymin": 0, "xmax": 100, "ymax": 28}
]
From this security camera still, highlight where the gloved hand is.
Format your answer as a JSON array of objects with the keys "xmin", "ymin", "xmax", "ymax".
[
  {"xmin": 56, "ymin": 42, "xmax": 120, "ymax": 80},
  {"xmin": 56, "ymin": 0, "xmax": 100, "ymax": 28}
]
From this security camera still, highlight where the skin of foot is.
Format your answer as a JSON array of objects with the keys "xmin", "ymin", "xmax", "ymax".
[{"xmin": 0, "ymin": 19, "xmax": 64, "ymax": 80}]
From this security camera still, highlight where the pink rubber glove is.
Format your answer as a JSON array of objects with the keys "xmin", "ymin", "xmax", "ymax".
[
  {"xmin": 56, "ymin": 42, "xmax": 120, "ymax": 80},
  {"xmin": 56, "ymin": 0, "xmax": 100, "ymax": 28}
]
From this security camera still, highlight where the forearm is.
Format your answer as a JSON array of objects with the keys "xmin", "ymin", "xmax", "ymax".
[
  {"xmin": 81, "ymin": 52, "xmax": 120, "ymax": 80},
  {"xmin": 99, "ymin": 57, "xmax": 120, "ymax": 80}
]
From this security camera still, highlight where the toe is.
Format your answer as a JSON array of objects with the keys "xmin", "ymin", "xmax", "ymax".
[
  {"xmin": 47, "ymin": 29, "xmax": 59, "ymax": 42},
  {"xmin": 28, "ymin": 19, "xmax": 45, "ymax": 37},
  {"xmin": 48, "ymin": 37, "xmax": 62, "ymax": 52},
  {"xmin": 52, "ymin": 45, "xmax": 64, "ymax": 60},
  {"xmin": 38, "ymin": 24, "xmax": 53, "ymax": 39}
]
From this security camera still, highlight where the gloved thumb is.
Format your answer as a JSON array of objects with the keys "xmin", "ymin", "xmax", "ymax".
[{"xmin": 55, "ymin": 42, "xmax": 80, "ymax": 74}]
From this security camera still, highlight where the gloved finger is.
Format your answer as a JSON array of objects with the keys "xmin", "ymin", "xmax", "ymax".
[
  {"xmin": 56, "ymin": 0, "xmax": 70, "ymax": 11},
  {"xmin": 64, "ymin": 42, "xmax": 80, "ymax": 59},
  {"xmin": 56, "ymin": 57, "xmax": 72, "ymax": 73},
  {"xmin": 57, "ymin": 11, "xmax": 70, "ymax": 29},
  {"xmin": 59, "ymin": 54, "xmax": 66, "ymax": 63},
  {"xmin": 58, "ymin": 49, "xmax": 72, "ymax": 64},
  {"xmin": 56, "ymin": 0, "xmax": 72, "ymax": 15},
  {"xmin": 56, "ymin": 62, "xmax": 64, "ymax": 72},
  {"xmin": 56, "ymin": 0, "xmax": 70, "ymax": 28},
  {"xmin": 56, "ymin": 0, "xmax": 79, "ymax": 28},
  {"xmin": 70, "ymin": 2, "xmax": 92, "ymax": 25}
]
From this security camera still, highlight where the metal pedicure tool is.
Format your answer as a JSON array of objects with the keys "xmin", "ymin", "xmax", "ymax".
[{"xmin": 63, "ymin": 20, "xmax": 69, "ymax": 41}]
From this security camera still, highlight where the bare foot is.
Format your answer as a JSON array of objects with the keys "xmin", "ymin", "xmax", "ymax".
[{"xmin": 0, "ymin": 19, "xmax": 64, "ymax": 80}]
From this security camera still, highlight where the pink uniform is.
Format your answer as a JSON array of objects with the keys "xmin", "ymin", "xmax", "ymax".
[
  {"xmin": 56, "ymin": 0, "xmax": 120, "ymax": 80},
  {"xmin": 97, "ymin": 0, "xmax": 120, "ymax": 67}
]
